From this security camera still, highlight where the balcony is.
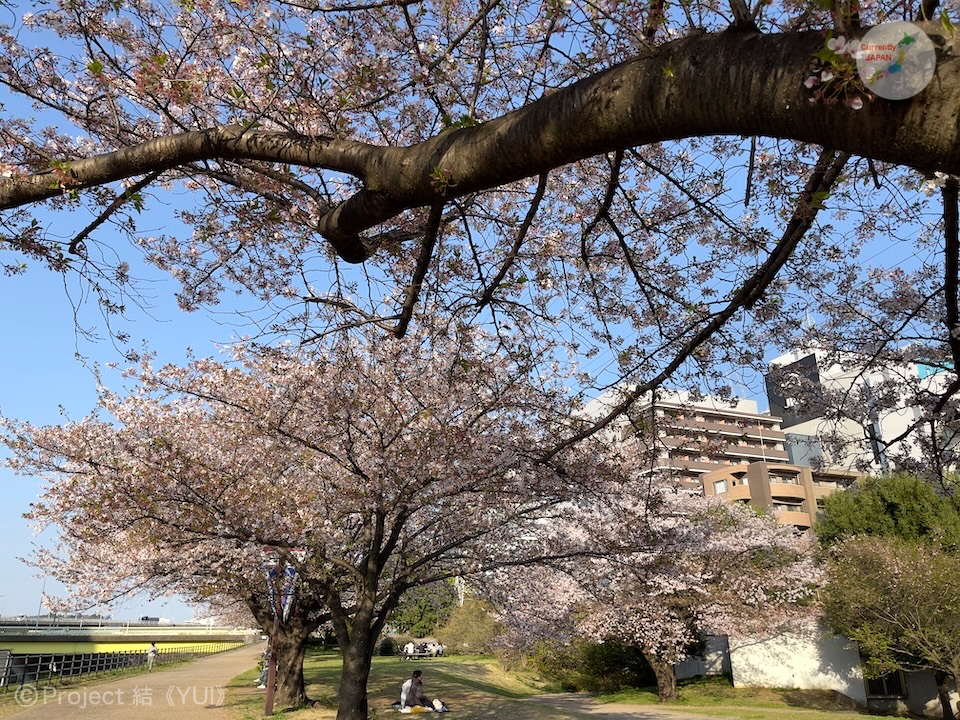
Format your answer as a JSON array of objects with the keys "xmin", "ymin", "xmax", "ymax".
[
  {"xmin": 663, "ymin": 415, "xmax": 786, "ymax": 440},
  {"xmin": 773, "ymin": 509, "xmax": 813, "ymax": 528},
  {"xmin": 725, "ymin": 445, "xmax": 790, "ymax": 462},
  {"xmin": 725, "ymin": 483, "xmax": 752, "ymax": 501},
  {"xmin": 769, "ymin": 482, "xmax": 807, "ymax": 500}
]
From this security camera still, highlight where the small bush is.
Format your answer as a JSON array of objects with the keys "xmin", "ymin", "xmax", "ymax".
[
  {"xmin": 434, "ymin": 598, "xmax": 502, "ymax": 655},
  {"xmin": 529, "ymin": 639, "xmax": 655, "ymax": 693},
  {"xmin": 528, "ymin": 641, "xmax": 580, "ymax": 691},
  {"xmin": 378, "ymin": 636, "xmax": 397, "ymax": 656},
  {"xmin": 578, "ymin": 640, "xmax": 655, "ymax": 693}
]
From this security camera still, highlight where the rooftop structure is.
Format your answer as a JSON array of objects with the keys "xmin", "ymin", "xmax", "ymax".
[{"xmin": 765, "ymin": 348, "xmax": 956, "ymax": 474}]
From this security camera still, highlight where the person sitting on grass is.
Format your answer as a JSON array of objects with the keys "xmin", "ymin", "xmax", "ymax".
[{"xmin": 400, "ymin": 670, "xmax": 428, "ymax": 710}]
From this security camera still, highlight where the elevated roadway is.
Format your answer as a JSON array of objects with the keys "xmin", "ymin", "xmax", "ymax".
[{"xmin": 0, "ymin": 623, "xmax": 256, "ymax": 654}]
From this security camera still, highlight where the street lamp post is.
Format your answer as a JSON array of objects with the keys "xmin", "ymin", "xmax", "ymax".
[{"xmin": 35, "ymin": 578, "xmax": 46, "ymax": 629}]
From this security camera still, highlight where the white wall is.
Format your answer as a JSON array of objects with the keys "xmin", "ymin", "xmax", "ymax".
[{"xmin": 727, "ymin": 623, "xmax": 867, "ymax": 707}]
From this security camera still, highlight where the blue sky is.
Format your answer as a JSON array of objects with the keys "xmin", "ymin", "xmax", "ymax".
[{"xmin": 0, "ymin": 255, "xmax": 234, "ymax": 621}]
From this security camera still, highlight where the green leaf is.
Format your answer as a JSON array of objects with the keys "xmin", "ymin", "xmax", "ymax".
[
  {"xmin": 87, "ymin": 59, "xmax": 104, "ymax": 75},
  {"xmin": 812, "ymin": 46, "xmax": 839, "ymax": 64},
  {"xmin": 941, "ymin": 9, "xmax": 955, "ymax": 33}
]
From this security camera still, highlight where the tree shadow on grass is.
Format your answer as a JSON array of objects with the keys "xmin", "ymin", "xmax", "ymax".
[
  {"xmin": 426, "ymin": 666, "xmax": 532, "ymax": 699},
  {"xmin": 780, "ymin": 689, "xmax": 861, "ymax": 711},
  {"xmin": 368, "ymin": 690, "xmax": 587, "ymax": 720}
]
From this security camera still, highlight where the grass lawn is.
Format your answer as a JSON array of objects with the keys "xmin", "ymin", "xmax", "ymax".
[{"xmin": 225, "ymin": 650, "xmax": 879, "ymax": 720}]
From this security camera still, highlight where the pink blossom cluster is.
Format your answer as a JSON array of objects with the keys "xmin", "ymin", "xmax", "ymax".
[{"xmin": 486, "ymin": 463, "xmax": 818, "ymax": 685}]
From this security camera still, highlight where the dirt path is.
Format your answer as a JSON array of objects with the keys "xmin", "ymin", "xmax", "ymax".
[
  {"xmin": 524, "ymin": 693, "xmax": 729, "ymax": 720},
  {"xmin": 4, "ymin": 645, "xmax": 261, "ymax": 720}
]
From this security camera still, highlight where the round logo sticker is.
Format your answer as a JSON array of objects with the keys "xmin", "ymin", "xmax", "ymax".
[{"xmin": 856, "ymin": 21, "xmax": 936, "ymax": 100}]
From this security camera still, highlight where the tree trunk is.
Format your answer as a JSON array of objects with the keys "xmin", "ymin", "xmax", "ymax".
[
  {"xmin": 642, "ymin": 650, "xmax": 679, "ymax": 701},
  {"xmin": 272, "ymin": 628, "xmax": 310, "ymax": 708},
  {"xmin": 336, "ymin": 635, "xmax": 375, "ymax": 720},
  {"xmin": 935, "ymin": 672, "xmax": 956, "ymax": 720}
]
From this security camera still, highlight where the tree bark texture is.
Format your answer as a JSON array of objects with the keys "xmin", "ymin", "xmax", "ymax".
[
  {"xmin": 273, "ymin": 627, "xmax": 310, "ymax": 708},
  {"xmin": 935, "ymin": 672, "xmax": 956, "ymax": 720},
  {"xmin": 335, "ymin": 631, "xmax": 377, "ymax": 720},
  {"xmin": 643, "ymin": 649, "xmax": 679, "ymax": 701}
]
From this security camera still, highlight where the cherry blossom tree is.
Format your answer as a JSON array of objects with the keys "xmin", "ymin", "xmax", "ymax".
[
  {"xmin": 1, "ymin": 0, "xmax": 960, "ymax": 460},
  {"xmin": 1, "ymin": 326, "xmax": 614, "ymax": 718},
  {"xmin": 486, "ymin": 472, "xmax": 818, "ymax": 700}
]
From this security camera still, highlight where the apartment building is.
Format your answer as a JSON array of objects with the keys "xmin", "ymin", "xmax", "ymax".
[
  {"xmin": 583, "ymin": 387, "xmax": 856, "ymax": 528},
  {"xmin": 584, "ymin": 388, "xmax": 789, "ymax": 485},
  {"xmin": 765, "ymin": 348, "xmax": 955, "ymax": 474},
  {"xmin": 701, "ymin": 461, "xmax": 858, "ymax": 530}
]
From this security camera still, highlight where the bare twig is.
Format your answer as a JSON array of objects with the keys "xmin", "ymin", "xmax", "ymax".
[
  {"xmin": 542, "ymin": 148, "xmax": 850, "ymax": 461},
  {"xmin": 69, "ymin": 171, "xmax": 161, "ymax": 256},
  {"xmin": 393, "ymin": 203, "xmax": 444, "ymax": 338},
  {"xmin": 477, "ymin": 173, "xmax": 548, "ymax": 309}
]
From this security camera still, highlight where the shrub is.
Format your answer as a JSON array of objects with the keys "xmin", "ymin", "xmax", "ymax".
[
  {"xmin": 528, "ymin": 641, "xmax": 580, "ymax": 691},
  {"xmin": 378, "ymin": 636, "xmax": 397, "ymax": 656},
  {"xmin": 577, "ymin": 640, "xmax": 656, "ymax": 693},
  {"xmin": 529, "ymin": 639, "xmax": 655, "ymax": 693},
  {"xmin": 433, "ymin": 598, "xmax": 502, "ymax": 655}
]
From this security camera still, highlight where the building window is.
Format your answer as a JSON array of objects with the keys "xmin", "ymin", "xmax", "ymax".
[
  {"xmin": 713, "ymin": 480, "xmax": 728, "ymax": 494},
  {"xmin": 866, "ymin": 671, "xmax": 906, "ymax": 697},
  {"xmin": 770, "ymin": 473, "xmax": 800, "ymax": 485},
  {"xmin": 772, "ymin": 502, "xmax": 803, "ymax": 514}
]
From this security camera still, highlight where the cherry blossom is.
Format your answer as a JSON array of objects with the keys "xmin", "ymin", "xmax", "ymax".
[
  {"xmin": 2, "ymin": 326, "xmax": 617, "ymax": 718},
  {"xmin": 485, "ymin": 463, "xmax": 818, "ymax": 700},
  {"xmin": 0, "ymin": 0, "xmax": 955, "ymax": 464}
]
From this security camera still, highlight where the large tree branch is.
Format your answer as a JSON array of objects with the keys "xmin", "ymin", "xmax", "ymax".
[
  {"xmin": 303, "ymin": 25, "xmax": 960, "ymax": 259},
  {"xmin": 1, "ymin": 28, "xmax": 957, "ymax": 264},
  {"xmin": 942, "ymin": 176, "xmax": 960, "ymax": 365}
]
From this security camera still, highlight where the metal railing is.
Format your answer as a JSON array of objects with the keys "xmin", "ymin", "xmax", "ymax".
[{"xmin": 0, "ymin": 642, "xmax": 245, "ymax": 691}]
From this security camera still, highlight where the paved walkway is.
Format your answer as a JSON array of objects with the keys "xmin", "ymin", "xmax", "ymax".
[
  {"xmin": 524, "ymin": 693, "xmax": 726, "ymax": 720},
  {"xmin": 4, "ymin": 645, "xmax": 261, "ymax": 720}
]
